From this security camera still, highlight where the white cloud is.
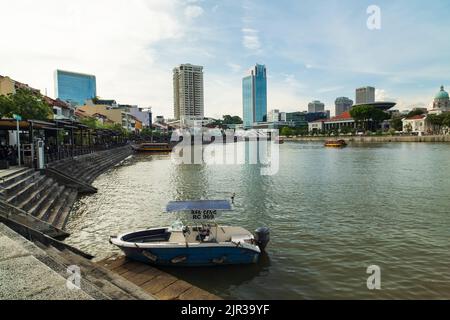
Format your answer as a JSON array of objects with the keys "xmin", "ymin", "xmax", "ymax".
[
  {"xmin": 184, "ymin": 5, "xmax": 204, "ymax": 19},
  {"xmin": 317, "ymin": 86, "xmax": 344, "ymax": 94},
  {"xmin": 0, "ymin": 0, "xmax": 187, "ymax": 119},
  {"xmin": 242, "ymin": 28, "xmax": 261, "ymax": 51},
  {"xmin": 227, "ymin": 63, "xmax": 242, "ymax": 74},
  {"xmin": 375, "ymin": 89, "xmax": 387, "ymax": 101}
]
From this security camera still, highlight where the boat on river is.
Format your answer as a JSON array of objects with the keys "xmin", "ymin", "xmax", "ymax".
[
  {"xmin": 109, "ymin": 200, "xmax": 270, "ymax": 267},
  {"xmin": 324, "ymin": 140, "xmax": 347, "ymax": 148},
  {"xmin": 131, "ymin": 142, "xmax": 172, "ymax": 152}
]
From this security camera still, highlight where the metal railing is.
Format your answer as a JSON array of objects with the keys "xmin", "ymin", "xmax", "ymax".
[{"xmin": 44, "ymin": 143, "xmax": 129, "ymax": 164}]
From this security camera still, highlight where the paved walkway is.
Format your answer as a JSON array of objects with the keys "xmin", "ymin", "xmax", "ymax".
[{"xmin": 0, "ymin": 223, "xmax": 92, "ymax": 300}]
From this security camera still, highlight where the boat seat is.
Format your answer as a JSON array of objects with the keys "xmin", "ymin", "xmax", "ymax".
[{"xmin": 169, "ymin": 231, "xmax": 186, "ymax": 244}]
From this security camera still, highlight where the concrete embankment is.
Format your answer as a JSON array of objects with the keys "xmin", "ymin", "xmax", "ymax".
[
  {"xmin": 284, "ymin": 135, "xmax": 450, "ymax": 143},
  {"xmin": 0, "ymin": 222, "xmax": 155, "ymax": 300},
  {"xmin": 0, "ymin": 146, "xmax": 221, "ymax": 300},
  {"xmin": 0, "ymin": 146, "xmax": 132, "ymax": 232}
]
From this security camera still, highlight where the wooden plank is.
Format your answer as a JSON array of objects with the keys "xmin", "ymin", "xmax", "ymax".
[
  {"xmin": 98, "ymin": 256, "xmax": 127, "ymax": 270},
  {"xmin": 122, "ymin": 267, "xmax": 163, "ymax": 286},
  {"xmin": 114, "ymin": 261, "xmax": 150, "ymax": 275},
  {"xmin": 141, "ymin": 274, "xmax": 178, "ymax": 295},
  {"xmin": 178, "ymin": 286, "xmax": 222, "ymax": 301},
  {"xmin": 98, "ymin": 255, "xmax": 221, "ymax": 300},
  {"xmin": 154, "ymin": 280, "xmax": 193, "ymax": 300}
]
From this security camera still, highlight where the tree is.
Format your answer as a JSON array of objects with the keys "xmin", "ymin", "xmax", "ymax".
[
  {"xmin": 350, "ymin": 105, "xmax": 389, "ymax": 132},
  {"xmin": 390, "ymin": 117, "xmax": 403, "ymax": 132},
  {"xmin": 0, "ymin": 88, "xmax": 52, "ymax": 120},
  {"xmin": 350, "ymin": 105, "xmax": 373, "ymax": 131},
  {"xmin": 340, "ymin": 126, "xmax": 352, "ymax": 135},
  {"xmin": 10, "ymin": 88, "xmax": 53, "ymax": 120},
  {"xmin": 79, "ymin": 117, "xmax": 100, "ymax": 129},
  {"xmin": 294, "ymin": 126, "xmax": 308, "ymax": 136},
  {"xmin": 222, "ymin": 115, "xmax": 243, "ymax": 125},
  {"xmin": 280, "ymin": 127, "xmax": 294, "ymax": 137},
  {"xmin": 442, "ymin": 113, "xmax": 450, "ymax": 128},
  {"xmin": 407, "ymin": 109, "xmax": 425, "ymax": 118},
  {"xmin": 0, "ymin": 94, "xmax": 15, "ymax": 118},
  {"xmin": 404, "ymin": 123, "xmax": 412, "ymax": 133}
]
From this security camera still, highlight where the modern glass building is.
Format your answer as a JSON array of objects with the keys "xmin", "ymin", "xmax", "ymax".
[
  {"xmin": 286, "ymin": 112, "xmax": 308, "ymax": 128},
  {"xmin": 242, "ymin": 64, "xmax": 267, "ymax": 128},
  {"xmin": 55, "ymin": 70, "xmax": 97, "ymax": 106}
]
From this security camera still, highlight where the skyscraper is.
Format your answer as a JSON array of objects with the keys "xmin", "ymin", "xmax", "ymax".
[
  {"xmin": 173, "ymin": 64, "xmax": 204, "ymax": 125},
  {"xmin": 355, "ymin": 86, "xmax": 375, "ymax": 104},
  {"xmin": 335, "ymin": 97, "xmax": 354, "ymax": 116},
  {"xmin": 308, "ymin": 100, "xmax": 325, "ymax": 113},
  {"xmin": 243, "ymin": 64, "xmax": 267, "ymax": 128},
  {"xmin": 55, "ymin": 70, "xmax": 96, "ymax": 106}
]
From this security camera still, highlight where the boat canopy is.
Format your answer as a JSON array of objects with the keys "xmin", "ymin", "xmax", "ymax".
[{"xmin": 166, "ymin": 200, "xmax": 232, "ymax": 212}]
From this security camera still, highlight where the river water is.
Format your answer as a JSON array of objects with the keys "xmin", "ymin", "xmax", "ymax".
[{"xmin": 65, "ymin": 142, "xmax": 450, "ymax": 299}]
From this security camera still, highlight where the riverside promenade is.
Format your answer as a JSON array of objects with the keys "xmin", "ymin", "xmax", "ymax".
[
  {"xmin": 0, "ymin": 145, "xmax": 221, "ymax": 300},
  {"xmin": 283, "ymin": 134, "xmax": 450, "ymax": 143}
]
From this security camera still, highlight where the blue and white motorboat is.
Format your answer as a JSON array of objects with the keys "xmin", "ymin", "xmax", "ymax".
[{"xmin": 109, "ymin": 200, "xmax": 270, "ymax": 267}]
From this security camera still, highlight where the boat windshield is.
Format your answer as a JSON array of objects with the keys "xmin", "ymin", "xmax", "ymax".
[{"xmin": 170, "ymin": 220, "xmax": 185, "ymax": 232}]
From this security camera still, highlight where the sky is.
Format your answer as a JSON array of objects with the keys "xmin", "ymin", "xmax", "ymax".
[{"xmin": 1, "ymin": 0, "xmax": 450, "ymax": 119}]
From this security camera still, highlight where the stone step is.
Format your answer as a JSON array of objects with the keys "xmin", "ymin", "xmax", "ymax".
[
  {"xmin": 41, "ymin": 245, "xmax": 111, "ymax": 300},
  {"xmin": 46, "ymin": 188, "xmax": 71, "ymax": 226},
  {"xmin": 36, "ymin": 184, "xmax": 64, "ymax": 222},
  {"xmin": 1, "ymin": 171, "xmax": 41, "ymax": 197},
  {"xmin": 27, "ymin": 182, "xmax": 59, "ymax": 218},
  {"xmin": 57, "ymin": 248, "xmax": 153, "ymax": 300},
  {"xmin": 53, "ymin": 189, "xmax": 78, "ymax": 230},
  {"xmin": 0, "ymin": 168, "xmax": 33, "ymax": 187},
  {"xmin": 0, "ymin": 224, "xmax": 92, "ymax": 300},
  {"xmin": 82, "ymin": 157, "xmax": 119, "ymax": 182},
  {"xmin": 7, "ymin": 175, "xmax": 47, "ymax": 206},
  {"xmin": 82, "ymin": 151, "xmax": 130, "ymax": 182},
  {"xmin": 19, "ymin": 177, "xmax": 55, "ymax": 212}
]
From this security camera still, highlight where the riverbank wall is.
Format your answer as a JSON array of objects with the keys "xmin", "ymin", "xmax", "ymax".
[
  {"xmin": 283, "ymin": 135, "xmax": 450, "ymax": 143},
  {"xmin": 0, "ymin": 145, "xmax": 221, "ymax": 300},
  {"xmin": 0, "ymin": 146, "xmax": 133, "ymax": 233}
]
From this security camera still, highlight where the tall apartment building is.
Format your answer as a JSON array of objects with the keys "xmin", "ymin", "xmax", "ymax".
[
  {"xmin": 335, "ymin": 97, "xmax": 354, "ymax": 116},
  {"xmin": 55, "ymin": 70, "xmax": 96, "ymax": 106},
  {"xmin": 355, "ymin": 86, "xmax": 375, "ymax": 104},
  {"xmin": 173, "ymin": 64, "xmax": 204, "ymax": 125},
  {"xmin": 243, "ymin": 64, "xmax": 268, "ymax": 128},
  {"xmin": 308, "ymin": 100, "xmax": 325, "ymax": 113}
]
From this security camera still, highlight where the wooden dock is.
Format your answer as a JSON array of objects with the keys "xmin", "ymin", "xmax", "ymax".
[{"xmin": 97, "ymin": 255, "xmax": 221, "ymax": 300}]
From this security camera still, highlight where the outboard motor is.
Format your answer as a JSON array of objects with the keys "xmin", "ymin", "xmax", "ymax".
[{"xmin": 254, "ymin": 227, "xmax": 270, "ymax": 250}]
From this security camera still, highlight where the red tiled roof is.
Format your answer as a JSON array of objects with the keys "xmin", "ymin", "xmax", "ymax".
[
  {"xmin": 405, "ymin": 114, "xmax": 426, "ymax": 120},
  {"xmin": 325, "ymin": 111, "xmax": 353, "ymax": 122}
]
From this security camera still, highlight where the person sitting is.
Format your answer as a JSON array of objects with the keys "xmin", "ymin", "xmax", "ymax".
[{"xmin": 196, "ymin": 227, "xmax": 210, "ymax": 242}]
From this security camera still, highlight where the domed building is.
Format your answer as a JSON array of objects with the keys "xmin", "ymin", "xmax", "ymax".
[{"xmin": 430, "ymin": 85, "xmax": 450, "ymax": 114}]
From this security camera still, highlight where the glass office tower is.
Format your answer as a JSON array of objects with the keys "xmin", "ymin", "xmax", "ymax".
[
  {"xmin": 55, "ymin": 70, "xmax": 97, "ymax": 106},
  {"xmin": 242, "ymin": 64, "xmax": 267, "ymax": 128}
]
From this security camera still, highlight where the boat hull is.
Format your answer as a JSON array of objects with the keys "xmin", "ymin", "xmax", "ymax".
[
  {"xmin": 324, "ymin": 140, "xmax": 347, "ymax": 148},
  {"xmin": 118, "ymin": 245, "xmax": 260, "ymax": 267}
]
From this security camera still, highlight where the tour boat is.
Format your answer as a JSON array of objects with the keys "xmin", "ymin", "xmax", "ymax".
[
  {"xmin": 131, "ymin": 142, "xmax": 172, "ymax": 152},
  {"xmin": 109, "ymin": 200, "xmax": 270, "ymax": 267},
  {"xmin": 324, "ymin": 140, "xmax": 347, "ymax": 148}
]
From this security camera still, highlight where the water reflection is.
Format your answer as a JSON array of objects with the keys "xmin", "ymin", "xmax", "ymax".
[
  {"xmin": 170, "ymin": 163, "xmax": 209, "ymax": 201},
  {"xmin": 65, "ymin": 142, "xmax": 450, "ymax": 299}
]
